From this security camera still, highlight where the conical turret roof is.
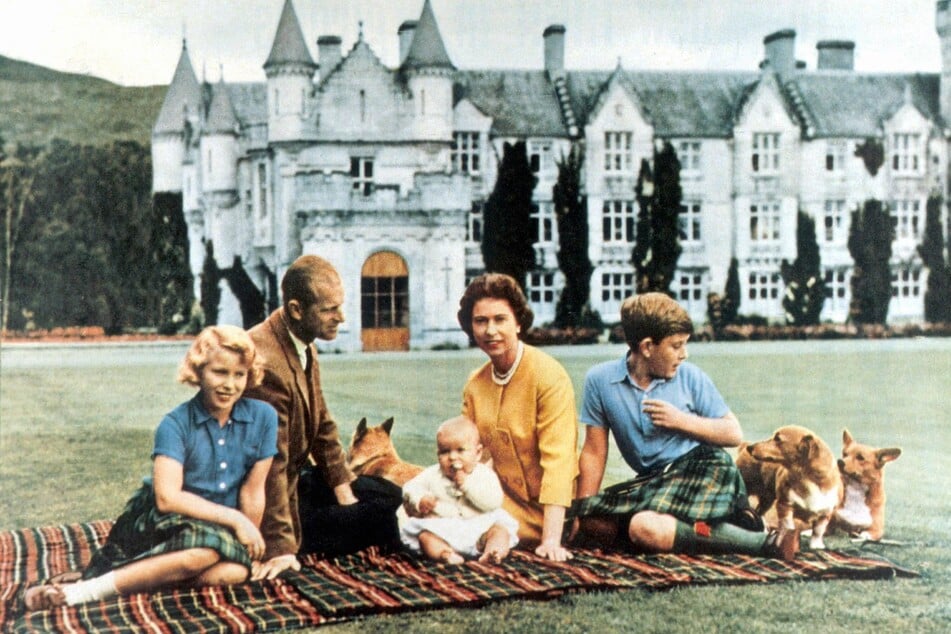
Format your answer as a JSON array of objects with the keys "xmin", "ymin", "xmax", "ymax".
[
  {"xmin": 402, "ymin": 0, "xmax": 454, "ymax": 71},
  {"xmin": 153, "ymin": 41, "xmax": 202, "ymax": 135},
  {"xmin": 205, "ymin": 80, "xmax": 238, "ymax": 135},
  {"xmin": 264, "ymin": 0, "xmax": 316, "ymax": 71}
]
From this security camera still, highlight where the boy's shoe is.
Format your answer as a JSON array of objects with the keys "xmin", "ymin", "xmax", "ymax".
[
  {"xmin": 729, "ymin": 507, "xmax": 766, "ymax": 533},
  {"xmin": 763, "ymin": 528, "xmax": 800, "ymax": 561}
]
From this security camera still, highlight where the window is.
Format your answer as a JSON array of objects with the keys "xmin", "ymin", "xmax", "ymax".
[
  {"xmin": 361, "ymin": 275, "xmax": 409, "ymax": 328},
  {"xmin": 891, "ymin": 199, "xmax": 922, "ymax": 240},
  {"xmin": 891, "ymin": 133, "xmax": 922, "ymax": 174},
  {"xmin": 257, "ymin": 163, "xmax": 268, "ymax": 218},
  {"xmin": 677, "ymin": 141, "xmax": 701, "ymax": 173},
  {"xmin": 350, "ymin": 157, "xmax": 374, "ymax": 196},
  {"xmin": 531, "ymin": 202, "xmax": 555, "ymax": 245},
  {"xmin": 467, "ymin": 201, "xmax": 483, "ymax": 243},
  {"xmin": 751, "ymin": 133, "xmax": 780, "ymax": 173},
  {"xmin": 452, "ymin": 132, "xmax": 481, "ymax": 175},
  {"xmin": 750, "ymin": 202, "xmax": 781, "ymax": 242},
  {"xmin": 273, "ymin": 89, "xmax": 280, "ymax": 115},
  {"xmin": 748, "ymin": 271, "xmax": 781, "ymax": 300},
  {"xmin": 823, "ymin": 268, "xmax": 849, "ymax": 312},
  {"xmin": 602, "ymin": 200, "xmax": 636, "ymax": 243},
  {"xmin": 891, "ymin": 267, "xmax": 922, "ymax": 298},
  {"xmin": 673, "ymin": 271, "xmax": 706, "ymax": 312},
  {"xmin": 825, "ymin": 141, "xmax": 846, "ymax": 172},
  {"xmin": 604, "ymin": 131, "xmax": 633, "ymax": 173},
  {"xmin": 529, "ymin": 140, "xmax": 554, "ymax": 176},
  {"xmin": 823, "ymin": 200, "xmax": 846, "ymax": 242},
  {"xmin": 601, "ymin": 272, "xmax": 634, "ymax": 302},
  {"xmin": 528, "ymin": 271, "xmax": 556, "ymax": 304},
  {"xmin": 679, "ymin": 202, "xmax": 702, "ymax": 242}
]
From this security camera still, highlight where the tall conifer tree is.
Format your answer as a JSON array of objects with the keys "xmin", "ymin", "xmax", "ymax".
[
  {"xmin": 848, "ymin": 200, "xmax": 894, "ymax": 325},
  {"xmin": 781, "ymin": 211, "xmax": 827, "ymax": 325},
  {"xmin": 553, "ymin": 145, "xmax": 596, "ymax": 327}
]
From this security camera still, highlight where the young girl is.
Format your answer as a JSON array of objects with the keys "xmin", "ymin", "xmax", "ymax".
[{"xmin": 26, "ymin": 325, "xmax": 278, "ymax": 610}]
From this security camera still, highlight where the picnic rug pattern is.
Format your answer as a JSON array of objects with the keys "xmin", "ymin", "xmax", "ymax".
[{"xmin": 0, "ymin": 521, "xmax": 917, "ymax": 633}]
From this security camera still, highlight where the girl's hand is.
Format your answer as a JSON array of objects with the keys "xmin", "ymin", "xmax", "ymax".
[
  {"xmin": 233, "ymin": 515, "xmax": 266, "ymax": 560},
  {"xmin": 535, "ymin": 541, "xmax": 572, "ymax": 562}
]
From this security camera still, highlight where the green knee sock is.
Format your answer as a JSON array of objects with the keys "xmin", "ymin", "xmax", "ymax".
[{"xmin": 673, "ymin": 520, "xmax": 768, "ymax": 555}]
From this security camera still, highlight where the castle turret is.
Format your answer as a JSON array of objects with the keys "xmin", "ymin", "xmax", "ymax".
[
  {"xmin": 401, "ymin": 0, "xmax": 455, "ymax": 141},
  {"xmin": 937, "ymin": 1, "xmax": 951, "ymax": 124},
  {"xmin": 152, "ymin": 40, "xmax": 201, "ymax": 193},
  {"xmin": 200, "ymin": 79, "xmax": 239, "ymax": 193},
  {"xmin": 264, "ymin": 0, "xmax": 317, "ymax": 142}
]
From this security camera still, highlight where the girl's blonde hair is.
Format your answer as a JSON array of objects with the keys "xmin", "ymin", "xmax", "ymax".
[{"xmin": 177, "ymin": 325, "xmax": 265, "ymax": 388}]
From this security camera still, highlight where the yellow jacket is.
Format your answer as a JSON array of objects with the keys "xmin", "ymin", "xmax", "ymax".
[{"xmin": 462, "ymin": 344, "xmax": 579, "ymax": 544}]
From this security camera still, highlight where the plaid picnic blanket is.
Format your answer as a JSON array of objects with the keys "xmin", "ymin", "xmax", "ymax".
[{"xmin": 0, "ymin": 521, "xmax": 917, "ymax": 633}]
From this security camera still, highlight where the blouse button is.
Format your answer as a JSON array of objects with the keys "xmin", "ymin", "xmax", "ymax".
[
  {"xmin": 218, "ymin": 482, "xmax": 226, "ymax": 490},
  {"xmin": 220, "ymin": 462, "xmax": 227, "ymax": 470},
  {"xmin": 218, "ymin": 438, "xmax": 225, "ymax": 446}
]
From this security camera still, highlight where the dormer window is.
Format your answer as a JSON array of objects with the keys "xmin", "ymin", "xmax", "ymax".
[
  {"xmin": 452, "ymin": 132, "xmax": 481, "ymax": 175},
  {"xmin": 891, "ymin": 133, "xmax": 922, "ymax": 174},
  {"xmin": 825, "ymin": 140, "xmax": 846, "ymax": 172},
  {"xmin": 604, "ymin": 131, "xmax": 632, "ymax": 173},
  {"xmin": 677, "ymin": 141, "xmax": 702, "ymax": 173},
  {"xmin": 751, "ymin": 133, "xmax": 779, "ymax": 173}
]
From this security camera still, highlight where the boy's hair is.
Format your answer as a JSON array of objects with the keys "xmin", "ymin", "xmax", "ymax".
[
  {"xmin": 281, "ymin": 254, "xmax": 340, "ymax": 308},
  {"xmin": 177, "ymin": 325, "xmax": 265, "ymax": 388},
  {"xmin": 436, "ymin": 415, "xmax": 481, "ymax": 446},
  {"xmin": 456, "ymin": 273, "xmax": 534, "ymax": 339},
  {"xmin": 620, "ymin": 292, "xmax": 694, "ymax": 350}
]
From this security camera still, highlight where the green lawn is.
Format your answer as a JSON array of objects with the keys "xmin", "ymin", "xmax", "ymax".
[{"xmin": 1, "ymin": 339, "xmax": 948, "ymax": 633}]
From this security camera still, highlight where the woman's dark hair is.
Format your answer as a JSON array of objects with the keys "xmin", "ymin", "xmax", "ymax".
[{"xmin": 457, "ymin": 273, "xmax": 534, "ymax": 339}]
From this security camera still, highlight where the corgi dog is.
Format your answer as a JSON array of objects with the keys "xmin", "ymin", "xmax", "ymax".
[
  {"xmin": 833, "ymin": 429, "xmax": 901, "ymax": 541},
  {"xmin": 737, "ymin": 425, "xmax": 843, "ymax": 550},
  {"xmin": 347, "ymin": 417, "xmax": 424, "ymax": 487}
]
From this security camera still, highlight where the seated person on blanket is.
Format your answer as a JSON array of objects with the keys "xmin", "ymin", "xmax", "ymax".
[
  {"xmin": 571, "ymin": 293, "xmax": 799, "ymax": 560},
  {"xmin": 25, "ymin": 325, "xmax": 278, "ymax": 610},
  {"xmin": 398, "ymin": 416, "xmax": 519, "ymax": 564}
]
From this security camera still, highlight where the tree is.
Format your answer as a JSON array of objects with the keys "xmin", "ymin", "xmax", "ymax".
[
  {"xmin": 151, "ymin": 192, "xmax": 194, "ymax": 333},
  {"xmin": 222, "ymin": 256, "xmax": 266, "ymax": 328},
  {"xmin": 200, "ymin": 240, "xmax": 221, "ymax": 326},
  {"xmin": 552, "ymin": 144, "xmax": 597, "ymax": 328},
  {"xmin": 0, "ymin": 140, "xmax": 42, "ymax": 333},
  {"xmin": 707, "ymin": 257, "xmax": 741, "ymax": 334},
  {"xmin": 780, "ymin": 211, "xmax": 827, "ymax": 325},
  {"xmin": 848, "ymin": 199, "xmax": 894, "ymax": 325},
  {"xmin": 481, "ymin": 141, "xmax": 537, "ymax": 291},
  {"xmin": 632, "ymin": 141, "xmax": 682, "ymax": 294},
  {"xmin": 917, "ymin": 194, "xmax": 951, "ymax": 323}
]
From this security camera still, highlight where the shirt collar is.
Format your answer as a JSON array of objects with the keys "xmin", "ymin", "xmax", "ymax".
[
  {"xmin": 610, "ymin": 353, "xmax": 667, "ymax": 392},
  {"xmin": 190, "ymin": 393, "xmax": 252, "ymax": 425},
  {"xmin": 284, "ymin": 320, "xmax": 309, "ymax": 370}
]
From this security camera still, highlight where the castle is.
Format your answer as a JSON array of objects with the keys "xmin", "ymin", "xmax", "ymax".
[{"xmin": 152, "ymin": 0, "xmax": 951, "ymax": 351}]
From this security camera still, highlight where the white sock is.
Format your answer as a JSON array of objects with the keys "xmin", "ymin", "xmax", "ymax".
[{"xmin": 62, "ymin": 571, "xmax": 118, "ymax": 605}]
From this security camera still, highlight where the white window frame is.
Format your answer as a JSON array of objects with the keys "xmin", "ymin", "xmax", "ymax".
[
  {"xmin": 748, "ymin": 271, "xmax": 782, "ymax": 301},
  {"xmin": 601, "ymin": 272, "xmax": 634, "ymax": 302},
  {"xmin": 751, "ymin": 133, "xmax": 780, "ymax": 174},
  {"xmin": 891, "ymin": 198, "xmax": 922, "ymax": 240},
  {"xmin": 891, "ymin": 133, "xmax": 922, "ymax": 175},
  {"xmin": 467, "ymin": 201, "xmax": 483, "ymax": 243},
  {"xmin": 823, "ymin": 199, "xmax": 846, "ymax": 243},
  {"xmin": 891, "ymin": 266, "xmax": 922, "ymax": 298},
  {"xmin": 531, "ymin": 202, "xmax": 556, "ymax": 245},
  {"xmin": 350, "ymin": 157, "xmax": 374, "ymax": 196},
  {"xmin": 528, "ymin": 140, "xmax": 554, "ymax": 177},
  {"xmin": 825, "ymin": 140, "xmax": 847, "ymax": 173},
  {"xmin": 750, "ymin": 201, "xmax": 781, "ymax": 243},
  {"xmin": 679, "ymin": 201, "xmax": 702, "ymax": 243},
  {"xmin": 604, "ymin": 131, "xmax": 633, "ymax": 173},
  {"xmin": 823, "ymin": 267, "xmax": 850, "ymax": 313},
  {"xmin": 452, "ymin": 132, "xmax": 481, "ymax": 175},
  {"xmin": 602, "ymin": 199, "xmax": 636, "ymax": 243},
  {"xmin": 673, "ymin": 270, "xmax": 706, "ymax": 314},
  {"xmin": 528, "ymin": 271, "xmax": 557, "ymax": 305},
  {"xmin": 677, "ymin": 140, "xmax": 702, "ymax": 173}
]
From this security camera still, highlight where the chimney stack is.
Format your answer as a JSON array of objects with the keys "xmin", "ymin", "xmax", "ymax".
[
  {"xmin": 317, "ymin": 35, "xmax": 342, "ymax": 77},
  {"xmin": 816, "ymin": 40, "xmax": 855, "ymax": 71},
  {"xmin": 763, "ymin": 29, "xmax": 796, "ymax": 76},
  {"xmin": 543, "ymin": 24, "xmax": 566, "ymax": 77},
  {"xmin": 398, "ymin": 20, "xmax": 418, "ymax": 65}
]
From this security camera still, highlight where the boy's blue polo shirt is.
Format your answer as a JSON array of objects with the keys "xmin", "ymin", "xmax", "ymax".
[
  {"xmin": 152, "ymin": 395, "xmax": 278, "ymax": 508},
  {"xmin": 580, "ymin": 356, "xmax": 729, "ymax": 474}
]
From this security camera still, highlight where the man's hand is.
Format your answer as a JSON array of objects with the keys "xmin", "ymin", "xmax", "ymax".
[
  {"xmin": 250, "ymin": 553, "xmax": 301, "ymax": 581},
  {"xmin": 333, "ymin": 482, "xmax": 359, "ymax": 506}
]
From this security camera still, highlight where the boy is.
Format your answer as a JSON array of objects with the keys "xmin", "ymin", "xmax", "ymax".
[
  {"xmin": 399, "ymin": 416, "xmax": 519, "ymax": 563},
  {"xmin": 572, "ymin": 293, "xmax": 798, "ymax": 560}
]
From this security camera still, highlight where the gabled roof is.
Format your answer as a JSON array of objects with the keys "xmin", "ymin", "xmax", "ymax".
[
  {"xmin": 153, "ymin": 41, "xmax": 201, "ymax": 135},
  {"xmin": 402, "ymin": 0, "xmax": 454, "ymax": 71},
  {"xmin": 205, "ymin": 80, "xmax": 239, "ymax": 135},
  {"xmin": 264, "ymin": 0, "xmax": 316, "ymax": 71},
  {"xmin": 455, "ymin": 70, "xmax": 566, "ymax": 136}
]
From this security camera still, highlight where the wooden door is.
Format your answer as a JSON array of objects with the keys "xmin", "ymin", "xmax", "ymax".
[{"xmin": 360, "ymin": 251, "xmax": 410, "ymax": 351}]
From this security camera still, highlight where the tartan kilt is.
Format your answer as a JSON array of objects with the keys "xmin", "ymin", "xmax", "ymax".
[
  {"xmin": 570, "ymin": 445, "xmax": 748, "ymax": 524},
  {"xmin": 83, "ymin": 484, "xmax": 252, "ymax": 579}
]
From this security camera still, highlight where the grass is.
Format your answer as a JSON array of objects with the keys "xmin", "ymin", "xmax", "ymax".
[{"xmin": 1, "ymin": 339, "xmax": 949, "ymax": 633}]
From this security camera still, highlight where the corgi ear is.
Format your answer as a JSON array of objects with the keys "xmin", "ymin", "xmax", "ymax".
[
  {"xmin": 877, "ymin": 447, "xmax": 901, "ymax": 466},
  {"xmin": 355, "ymin": 418, "xmax": 368, "ymax": 439},
  {"xmin": 842, "ymin": 429, "xmax": 854, "ymax": 447},
  {"xmin": 799, "ymin": 434, "xmax": 815, "ymax": 460},
  {"xmin": 382, "ymin": 417, "xmax": 394, "ymax": 435}
]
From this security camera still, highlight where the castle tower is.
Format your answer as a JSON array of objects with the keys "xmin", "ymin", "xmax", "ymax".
[
  {"xmin": 152, "ymin": 40, "xmax": 201, "ymax": 193},
  {"xmin": 937, "ymin": 1, "xmax": 951, "ymax": 125},
  {"xmin": 200, "ymin": 79, "xmax": 239, "ymax": 194},
  {"xmin": 264, "ymin": 0, "xmax": 317, "ymax": 142},
  {"xmin": 401, "ymin": 0, "xmax": 455, "ymax": 141}
]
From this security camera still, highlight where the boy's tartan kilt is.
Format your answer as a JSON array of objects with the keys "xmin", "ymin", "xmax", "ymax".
[
  {"xmin": 83, "ymin": 483, "xmax": 252, "ymax": 579},
  {"xmin": 570, "ymin": 445, "xmax": 748, "ymax": 523}
]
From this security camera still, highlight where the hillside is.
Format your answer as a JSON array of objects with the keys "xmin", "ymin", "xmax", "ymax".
[{"xmin": 0, "ymin": 55, "xmax": 166, "ymax": 147}]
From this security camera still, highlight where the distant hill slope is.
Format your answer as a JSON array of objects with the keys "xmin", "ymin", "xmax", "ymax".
[{"xmin": 0, "ymin": 55, "xmax": 166, "ymax": 147}]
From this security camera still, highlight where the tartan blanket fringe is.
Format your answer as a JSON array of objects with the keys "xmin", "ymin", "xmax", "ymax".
[{"xmin": 0, "ymin": 522, "xmax": 917, "ymax": 634}]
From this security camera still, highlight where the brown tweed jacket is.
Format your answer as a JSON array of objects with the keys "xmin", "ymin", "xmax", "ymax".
[{"xmin": 245, "ymin": 308, "xmax": 355, "ymax": 559}]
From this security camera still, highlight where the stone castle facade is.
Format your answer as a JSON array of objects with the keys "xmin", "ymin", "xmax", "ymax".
[{"xmin": 152, "ymin": 0, "xmax": 951, "ymax": 351}]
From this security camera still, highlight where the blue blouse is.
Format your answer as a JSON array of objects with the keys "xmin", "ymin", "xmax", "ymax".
[{"xmin": 152, "ymin": 395, "xmax": 278, "ymax": 508}]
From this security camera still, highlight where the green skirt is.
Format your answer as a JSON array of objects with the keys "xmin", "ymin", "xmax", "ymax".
[
  {"xmin": 570, "ymin": 445, "xmax": 748, "ymax": 523},
  {"xmin": 84, "ymin": 483, "xmax": 252, "ymax": 579}
]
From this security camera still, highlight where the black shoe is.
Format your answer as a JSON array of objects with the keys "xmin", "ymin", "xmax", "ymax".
[
  {"xmin": 730, "ymin": 507, "xmax": 766, "ymax": 533},
  {"xmin": 763, "ymin": 528, "xmax": 800, "ymax": 562}
]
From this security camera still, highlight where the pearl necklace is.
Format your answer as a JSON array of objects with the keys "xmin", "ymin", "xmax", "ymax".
[{"xmin": 491, "ymin": 341, "xmax": 524, "ymax": 386}]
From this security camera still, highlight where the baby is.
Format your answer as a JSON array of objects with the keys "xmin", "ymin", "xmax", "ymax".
[{"xmin": 398, "ymin": 416, "xmax": 519, "ymax": 563}]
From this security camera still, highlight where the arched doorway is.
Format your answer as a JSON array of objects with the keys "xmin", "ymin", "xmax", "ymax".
[{"xmin": 361, "ymin": 251, "xmax": 410, "ymax": 351}]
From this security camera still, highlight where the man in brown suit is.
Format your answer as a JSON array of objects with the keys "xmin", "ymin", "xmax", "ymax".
[{"xmin": 246, "ymin": 255, "xmax": 401, "ymax": 580}]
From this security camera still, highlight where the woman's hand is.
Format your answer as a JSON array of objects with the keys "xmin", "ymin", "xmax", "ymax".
[{"xmin": 535, "ymin": 541, "xmax": 572, "ymax": 562}]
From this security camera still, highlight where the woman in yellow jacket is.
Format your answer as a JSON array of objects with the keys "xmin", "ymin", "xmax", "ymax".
[{"xmin": 458, "ymin": 273, "xmax": 578, "ymax": 562}]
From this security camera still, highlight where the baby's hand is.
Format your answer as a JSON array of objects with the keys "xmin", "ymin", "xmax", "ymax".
[
  {"xmin": 417, "ymin": 495, "xmax": 438, "ymax": 517},
  {"xmin": 450, "ymin": 464, "xmax": 468, "ymax": 489}
]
